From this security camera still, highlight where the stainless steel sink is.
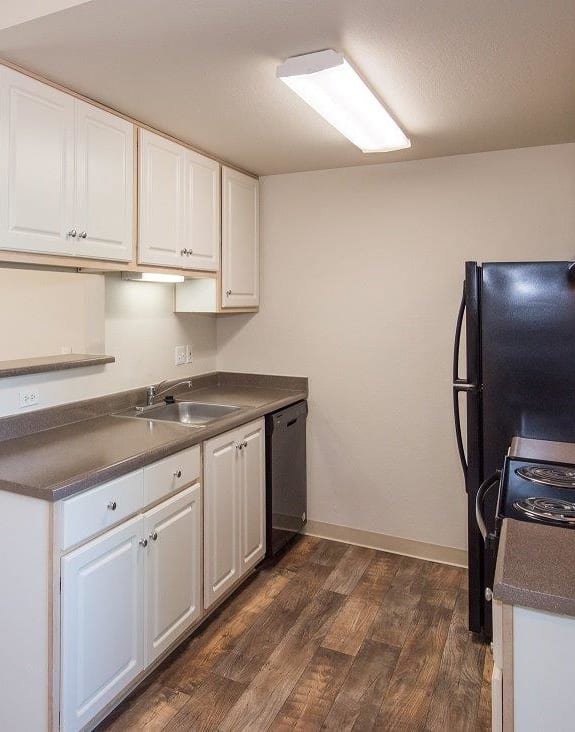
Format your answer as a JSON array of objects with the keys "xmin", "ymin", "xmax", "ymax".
[{"xmin": 127, "ymin": 401, "xmax": 241, "ymax": 425}]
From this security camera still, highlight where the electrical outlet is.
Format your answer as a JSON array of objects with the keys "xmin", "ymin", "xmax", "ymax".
[
  {"xmin": 185, "ymin": 344, "xmax": 193, "ymax": 364},
  {"xmin": 174, "ymin": 345, "xmax": 186, "ymax": 366},
  {"xmin": 19, "ymin": 389, "xmax": 40, "ymax": 408}
]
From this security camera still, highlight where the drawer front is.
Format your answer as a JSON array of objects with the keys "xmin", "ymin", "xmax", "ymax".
[
  {"xmin": 59, "ymin": 470, "xmax": 144, "ymax": 551},
  {"xmin": 143, "ymin": 445, "xmax": 200, "ymax": 505}
]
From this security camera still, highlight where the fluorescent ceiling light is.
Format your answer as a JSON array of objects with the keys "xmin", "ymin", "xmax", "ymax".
[
  {"xmin": 121, "ymin": 272, "xmax": 185, "ymax": 283},
  {"xmin": 277, "ymin": 49, "xmax": 410, "ymax": 153}
]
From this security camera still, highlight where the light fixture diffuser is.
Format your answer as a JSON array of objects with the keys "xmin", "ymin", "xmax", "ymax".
[
  {"xmin": 121, "ymin": 272, "xmax": 185, "ymax": 283},
  {"xmin": 277, "ymin": 49, "xmax": 410, "ymax": 153}
]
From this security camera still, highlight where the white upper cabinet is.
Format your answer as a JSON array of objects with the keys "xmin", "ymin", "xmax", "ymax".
[
  {"xmin": 0, "ymin": 67, "xmax": 75, "ymax": 255},
  {"xmin": 138, "ymin": 129, "xmax": 185, "ymax": 267},
  {"xmin": 221, "ymin": 166, "xmax": 259, "ymax": 309},
  {"xmin": 0, "ymin": 66, "xmax": 134, "ymax": 261},
  {"xmin": 139, "ymin": 129, "xmax": 219, "ymax": 271},
  {"xmin": 184, "ymin": 149, "xmax": 220, "ymax": 270},
  {"xmin": 74, "ymin": 100, "xmax": 134, "ymax": 260}
]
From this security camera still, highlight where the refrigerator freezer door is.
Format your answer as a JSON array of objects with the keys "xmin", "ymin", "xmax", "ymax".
[{"xmin": 481, "ymin": 262, "xmax": 575, "ymax": 480}]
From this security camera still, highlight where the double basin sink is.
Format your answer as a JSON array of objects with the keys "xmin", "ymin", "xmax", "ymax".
[{"xmin": 121, "ymin": 401, "xmax": 241, "ymax": 426}]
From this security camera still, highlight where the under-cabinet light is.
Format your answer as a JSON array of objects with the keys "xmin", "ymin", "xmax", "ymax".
[
  {"xmin": 277, "ymin": 49, "xmax": 410, "ymax": 153},
  {"xmin": 121, "ymin": 272, "xmax": 185, "ymax": 284}
]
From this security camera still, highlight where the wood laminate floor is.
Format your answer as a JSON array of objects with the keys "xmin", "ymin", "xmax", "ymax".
[{"xmin": 98, "ymin": 537, "xmax": 492, "ymax": 731}]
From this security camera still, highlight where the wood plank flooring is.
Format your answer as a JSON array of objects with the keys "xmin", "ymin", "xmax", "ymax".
[{"xmin": 97, "ymin": 536, "xmax": 492, "ymax": 732}]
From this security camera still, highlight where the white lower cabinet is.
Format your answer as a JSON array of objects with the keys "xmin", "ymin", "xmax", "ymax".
[
  {"xmin": 204, "ymin": 418, "xmax": 265, "ymax": 609},
  {"xmin": 13, "ymin": 427, "xmax": 266, "ymax": 731},
  {"xmin": 143, "ymin": 484, "xmax": 202, "ymax": 665},
  {"xmin": 240, "ymin": 421, "xmax": 266, "ymax": 573},
  {"xmin": 60, "ymin": 472, "xmax": 202, "ymax": 731},
  {"xmin": 60, "ymin": 515, "xmax": 144, "ymax": 732}
]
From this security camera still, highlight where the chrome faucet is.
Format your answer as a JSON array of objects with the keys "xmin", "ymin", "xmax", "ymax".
[{"xmin": 146, "ymin": 379, "xmax": 192, "ymax": 407}]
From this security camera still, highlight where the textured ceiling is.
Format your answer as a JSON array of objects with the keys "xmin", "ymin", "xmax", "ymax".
[{"xmin": 0, "ymin": 0, "xmax": 574, "ymax": 175}]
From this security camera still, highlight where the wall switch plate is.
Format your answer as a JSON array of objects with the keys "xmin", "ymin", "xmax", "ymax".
[
  {"xmin": 19, "ymin": 389, "xmax": 39, "ymax": 408},
  {"xmin": 185, "ymin": 344, "xmax": 193, "ymax": 364},
  {"xmin": 175, "ymin": 345, "xmax": 186, "ymax": 366}
]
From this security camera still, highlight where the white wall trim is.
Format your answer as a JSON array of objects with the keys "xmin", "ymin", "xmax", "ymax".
[{"xmin": 303, "ymin": 519, "xmax": 468, "ymax": 568}]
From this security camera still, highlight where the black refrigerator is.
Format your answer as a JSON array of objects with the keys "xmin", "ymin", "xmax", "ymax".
[{"xmin": 453, "ymin": 261, "xmax": 575, "ymax": 640}]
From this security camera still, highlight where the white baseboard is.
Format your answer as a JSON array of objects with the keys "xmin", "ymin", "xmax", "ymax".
[{"xmin": 302, "ymin": 519, "xmax": 467, "ymax": 568}]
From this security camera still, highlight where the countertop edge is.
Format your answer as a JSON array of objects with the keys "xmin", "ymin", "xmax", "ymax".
[
  {"xmin": 0, "ymin": 354, "xmax": 115, "ymax": 378},
  {"xmin": 494, "ymin": 518, "xmax": 575, "ymax": 618},
  {"xmin": 1, "ymin": 389, "xmax": 307, "ymax": 502}
]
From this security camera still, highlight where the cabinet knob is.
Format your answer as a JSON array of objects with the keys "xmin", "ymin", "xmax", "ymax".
[
  {"xmin": 68, "ymin": 229, "xmax": 77, "ymax": 238},
  {"xmin": 150, "ymin": 531, "xmax": 158, "ymax": 541},
  {"xmin": 485, "ymin": 587, "xmax": 493, "ymax": 602},
  {"xmin": 235, "ymin": 442, "xmax": 242, "ymax": 450},
  {"xmin": 107, "ymin": 500, "xmax": 117, "ymax": 511},
  {"xmin": 181, "ymin": 248, "xmax": 189, "ymax": 256},
  {"xmin": 139, "ymin": 538, "xmax": 148, "ymax": 547},
  {"xmin": 187, "ymin": 249, "xmax": 193, "ymax": 256},
  {"xmin": 225, "ymin": 289, "xmax": 232, "ymax": 297},
  {"xmin": 78, "ymin": 231, "xmax": 87, "ymax": 239},
  {"xmin": 173, "ymin": 469, "xmax": 182, "ymax": 478},
  {"xmin": 242, "ymin": 440, "xmax": 248, "ymax": 448}
]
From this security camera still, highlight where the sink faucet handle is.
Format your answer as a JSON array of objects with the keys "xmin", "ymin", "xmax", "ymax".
[{"xmin": 146, "ymin": 378, "xmax": 192, "ymax": 406}]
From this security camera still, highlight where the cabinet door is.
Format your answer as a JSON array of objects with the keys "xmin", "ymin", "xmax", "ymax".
[
  {"xmin": 183, "ymin": 150, "xmax": 219, "ymax": 271},
  {"xmin": 221, "ymin": 166, "xmax": 259, "ymax": 308},
  {"xmin": 239, "ymin": 419, "xmax": 266, "ymax": 573},
  {"xmin": 204, "ymin": 428, "xmax": 241, "ymax": 609},
  {"xmin": 60, "ymin": 515, "xmax": 144, "ymax": 732},
  {"xmin": 138, "ymin": 129, "xmax": 185, "ymax": 267},
  {"xmin": 75, "ymin": 100, "xmax": 134, "ymax": 261},
  {"xmin": 0, "ymin": 67, "xmax": 74, "ymax": 255},
  {"xmin": 143, "ymin": 484, "xmax": 202, "ymax": 665}
]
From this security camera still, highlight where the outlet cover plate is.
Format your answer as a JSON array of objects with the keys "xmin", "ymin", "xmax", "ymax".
[
  {"xmin": 175, "ymin": 345, "xmax": 186, "ymax": 366},
  {"xmin": 19, "ymin": 389, "xmax": 40, "ymax": 408}
]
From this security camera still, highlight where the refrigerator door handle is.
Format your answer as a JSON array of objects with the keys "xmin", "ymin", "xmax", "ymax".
[{"xmin": 452, "ymin": 284, "xmax": 480, "ymax": 481}]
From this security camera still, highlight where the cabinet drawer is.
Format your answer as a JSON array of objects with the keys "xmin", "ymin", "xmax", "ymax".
[
  {"xmin": 59, "ymin": 470, "xmax": 144, "ymax": 551},
  {"xmin": 143, "ymin": 445, "xmax": 200, "ymax": 505}
]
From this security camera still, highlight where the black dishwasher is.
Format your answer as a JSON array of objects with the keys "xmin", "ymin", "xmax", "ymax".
[{"xmin": 265, "ymin": 400, "xmax": 308, "ymax": 557}]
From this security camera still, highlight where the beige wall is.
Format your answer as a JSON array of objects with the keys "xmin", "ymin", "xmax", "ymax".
[
  {"xmin": 0, "ymin": 268, "xmax": 105, "ymax": 361},
  {"xmin": 217, "ymin": 143, "xmax": 575, "ymax": 551},
  {"xmin": 0, "ymin": 274, "xmax": 217, "ymax": 417}
]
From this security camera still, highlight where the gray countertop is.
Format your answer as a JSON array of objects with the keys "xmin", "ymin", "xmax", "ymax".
[
  {"xmin": 494, "ymin": 518, "xmax": 575, "ymax": 617},
  {"xmin": 0, "ymin": 382, "xmax": 306, "ymax": 501}
]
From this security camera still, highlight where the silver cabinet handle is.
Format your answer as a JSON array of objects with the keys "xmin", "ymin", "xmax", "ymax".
[
  {"xmin": 150, "ymin": 531, "xmax": 158, "ymax": 541},
  {"xmin": 173, "ymin": 469, "xmax": 182, "ymax": 478},
  {"xmin": 139, "ymin": 538, "xmax": 148, "ymax": 547},
  {"xmin": 187, "ymin": 249, "xmax": 193, "ymax": 256},
  {"xmin": 181, "ymin": 248, "xmax": 189, "ymax": 256},
  {"xmin": 235, "ymin": 442, "xmax": 242, "ymax": 450},
  {"xmin": 107, "ymin": 500, "xmax": 117, "ymax": 511},
  {"xmin": 242, "ymin": 440, "xmax": 247, "ymax": 448},
  {"xmin": 225, "ymin": 289, "xmax": 232, "ymax": 297},
  {"xmin": 68, "ymin": 229, "xmax": 77, "ymax": 238},
  {"xmin": 78, "ymin": 231, "xmax": 87, "ymax": 239}
]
